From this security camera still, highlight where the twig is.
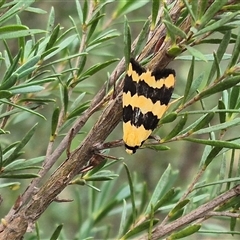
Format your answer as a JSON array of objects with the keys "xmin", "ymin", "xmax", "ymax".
[
  {"xmin": 138, "ymin": 185, "xmax": 240, "ymax": 240},
  {"xmin": 205, "ymin": 211, "xmax": 240, "ymax": 218}
]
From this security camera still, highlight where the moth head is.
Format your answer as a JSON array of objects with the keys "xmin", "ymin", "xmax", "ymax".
[{"xmin": 125, "ymin": 144, "xmax": 138, "ymax": 154}]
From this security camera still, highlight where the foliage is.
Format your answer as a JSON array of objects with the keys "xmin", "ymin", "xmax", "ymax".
[{"xmin": 0, "ymin": 0, "xmax": 240, "ymax": 239}]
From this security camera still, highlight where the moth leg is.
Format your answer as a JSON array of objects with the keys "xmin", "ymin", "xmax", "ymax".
[
  {"xmin": 148, "ymin": 134, "xmax": 161, "ymax": 142},
  {"xmin": 79, "ymin": 149, "xmax": 121, "ymax": 174},
  {"xmin": 79, "ymin": 154, "xmax": 105, "ymax": 173}
]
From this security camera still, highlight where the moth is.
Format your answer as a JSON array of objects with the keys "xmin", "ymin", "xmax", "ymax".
[{"xmin": 122, "ymin": 58, "xmax": 176, "ymax": 154}]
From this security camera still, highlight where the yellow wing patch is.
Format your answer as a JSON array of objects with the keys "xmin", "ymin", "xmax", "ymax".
[{"xmin": 122, "ymin": 58, "xmax": 176, "ymax": 154}]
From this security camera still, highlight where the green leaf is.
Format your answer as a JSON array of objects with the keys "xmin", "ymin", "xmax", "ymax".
[
  {"xmin": 178, "ymin": 112, "xmax": 212, "ymax": 135},
  {"xmin": 0, "ymin": 99, "xmax": 45, "ymax": 119},
  {"xmin": 124, "ymin": 163, "xmax": 136, "ymax": 222},
  {"xmin": 62, "ymin": 84, "xmax": 68, "ymax": 116},
  {"xmin": 86, "ymin": 13, "xmax": 105, "ymax": 42},
  {"xmin": 214, "ymin": 52, "xmax": 221, "ymax": 79},
  {"xmin": 94, "ymin": 198, "xmax": 119, "ymax": 223},
  {"xmin": 15, "ymin": 55, "xmax": 40, "ymax": 76},
  {"xmin": 88, "ymin": 29, "xmax": 119, "ymax": 47},
  {"xmin": 3, "ymin": 123, "xmax": 38, "ymax": 166},
  {"xmin": 162, "ymin": 115, "xmax": 188, "ymax": 142},
  {"xmin": 197, "ymin": 0, "xmax": 228, "ymax": 29},
  {"xmin": 194, "ymin": 177, "xmax": 240, "ymax": 190},
  {"xmin": 0, "ymin": 129, "xmax": 8, "ymax": 134},
  {"xmin": 153, "ymin": 188, "xmax": 176, "ymax": 211},
  {"xmin": 182, "ymin": 57, "xmax": 195, "ymax": 104},
  {"xmin": 0, "ymin": 144, "xmax": 2, "ymax": 169},
  {"xmin": 196, "ymin": 11, "xmax": 238, "ymax": 37},
  {"xmin": 3, "ymin": 157, "xmax": 44, "ymax": 172},
  {"xmin": 67, "ymin": 101, "xmax": 90, "ymax": 119},
  {"xmin": 185, "ymin": 46, "xmax": 207, "ymax": 62},
  {"xmin": 151, "ymin": 0, "xmax": 160, "ymax": 29},
  {"xmin": 2, "ymin": 142, "xmax": 19, "ymax": 155},
  {"xmin": 147, "ymin": 144, "xmax": 170, "ymax": 152},
  {"xmin": 45, "ymin": 24, "xmax": 60, "ymax": 51},
  {"xmin": 11, "ymin": 77, "xmax": 56, "ymax": 89},
  {"xmin": 148, "ymin": 205, "xmax": 155, "ymax": 240},
  {"xmin": 0, "ymin": 0, "xmax": 5, "ymax": 8},
  {"xmin": 24, "ymin": 7, "xmax": 47, "ymax": 15},
  {"xmin": 75, "ymin": 0, "xmax": 83, "ymax": 24},
  {"xmin": 199, "ymin": 75, "xmax": 240, "ymax": 100},
  {"xmin": 0, "ymin": 25, "xmax": 28, "ymax": 33},
  {"xmin": 113, "ymin": 0, "xmax": 148, "ymax": 19},
  {"xmin": 184, "ymin": 138, "xmax": 240, "ymax": 149},
  {"xmin": 187, "ymin": 73, "xmax": 204, "ymax": 100},
  {"xmin": 145, "ymin": 164, "xmax": 172, "ymax": 214},
  {"xmin": 169, "ymin": 208, "xmax": 184, "ymax": 221},
  {"xmin": 0, "ymin": 0, "xmax": 35, "ymax": 24},
  {"xmin": 69, "ymin": 92, "xmax": 86, "ymax": 111},
  {"xmin": 50, "ymin": 224, "xmax": 63, "ymax": 240},
  {"xmin": 124, "ymin": 16, "xmax": 131, "ymax": 65},
  {"xmin": 230, "ymin": 217, "xmax": 237, "ymax": 233},
  {"xmin": 229, "ymin": 87, "xmax": 240, "ymax": 110},
  {"xmin": 76, "ymin": 55, "xmax": 87, "ymax": 77},
  {"xmin": 121, "ymin": 219, "xmax": 159, "ymax": 240},
  {"xmin": 0, "ymin": 29, "xmax": 45, "ymax": 39},
  {"xmin": 169, "ymin": 224, "xmax": 201, "ymax": 239},
  {"xmin": 82, "ymin": 0, "xmax": 88, "ymax": 25},
  {"xmin": 198, "ymin": 0, "xmax": 208, "ymax": 19},
  {"xmin": 228, "ymin": 27, "xmax": 240, "ymax": 68},
  {"xmin": 0, "ymin": 73, "xmax": 18, "ymax": 90},
  {"xmin": 118, "ymin": 199, "xmax": 127, "ymax": 239},
  {"xmin": 81, "ymin": 58, "xmax": 119, "ymax": 77},
  {"xmin": 223, "ymin": 4, "xmax": 240, "ymax": 11},
  {"xmin": 0, "ymin": 182, "xmax": 20, "ymax": 189},
  {"xmin": 133, "ymin": 19, "xmax": 149, "ymax": 57},
  {"xmin": 41, "ymin": 52, "xmax": 86, "ymax": 69},
  {"xmin": 162, "ymin": 7, "xmax": 175, "ymax": 42},
  {"xmin": 218, "ymin": 100, "xmax": 226, "ymax": 123},
  {"xmin": 190, "ymin": 112, "xmax": 214, "ymax": 133},
  {"xmin": 0, "ymin": 173, "xmax": 40, "ymax": 179},
  {"xmin": 41, "ymin": 46, "xmax": 59, "ymax": 59},
  {"xmin": 168, "ymin": 44, "xmax": 182, "ymax": 56},
  {"xmin": 204, "ymin": 147, "xmax": 223, "ymax": 167},
  {"xmin": 44, "ymin": 34, "xmax": 78, "ymax": 60},
  {"xmin": 169, "ymin": 199, "xmax": 190, "ymax": 217},
  {"xmin": 163, "ymin": 20, "xmax": 187, "ymax": 39},
  {"xmin": 83, "ymin": 170, "xmax": 118, "ymax": 181},
  {"xmin": 182, "ymin": 0, "xmax": 196, "ymax": 22},
  {"xmin": 51, "ymin": 107, "xmax": 60, "ymax": 137},
  {"xmin": 139, "ymin": 182, "xmax": 148, "ymax": 214},
  {"xmin": 17, "ymin": 66, "xmax": 38, "ymax": 80},
  {"xmin": 159, "ymin": 112, "xmax": 178, "ymax": 124},
  {"xmin": 10, "ymin": 86, "xmax": 44, "ymax": 94},
  {"xmin": 2, "ymin": 48, "xmax": 21, "ymax": 81},
  {"xmin": 207, "ymin": 31, "xmax": 231, "ymax": 84},
  {"xmin": 19, "ymin": 98, "xmax": 55, "ymax": 104},
  {"xmin": 194, "ymin": 117, "xmax": 240, "ymax": 135},
  {"xmin": 46, "ymin": 7, "xmax": 55, "ymax": 36},
  {"xmin": 217, "ymin": 196, "xmax": 240, "ymax": 211}
]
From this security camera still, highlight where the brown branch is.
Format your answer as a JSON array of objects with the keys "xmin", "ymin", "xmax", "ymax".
[
  {"xmin": 205, "ymin": 211, "xmax": 240, "ymax": 218},
  {"xmin": 138, "ymin": 185, "xmax": 240, "ymax": 240}
]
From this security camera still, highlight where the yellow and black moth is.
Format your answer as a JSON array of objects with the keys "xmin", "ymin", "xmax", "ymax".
[{"xmin": 122, "ymin": 58, "xmax": 176, "ymax": 154}]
